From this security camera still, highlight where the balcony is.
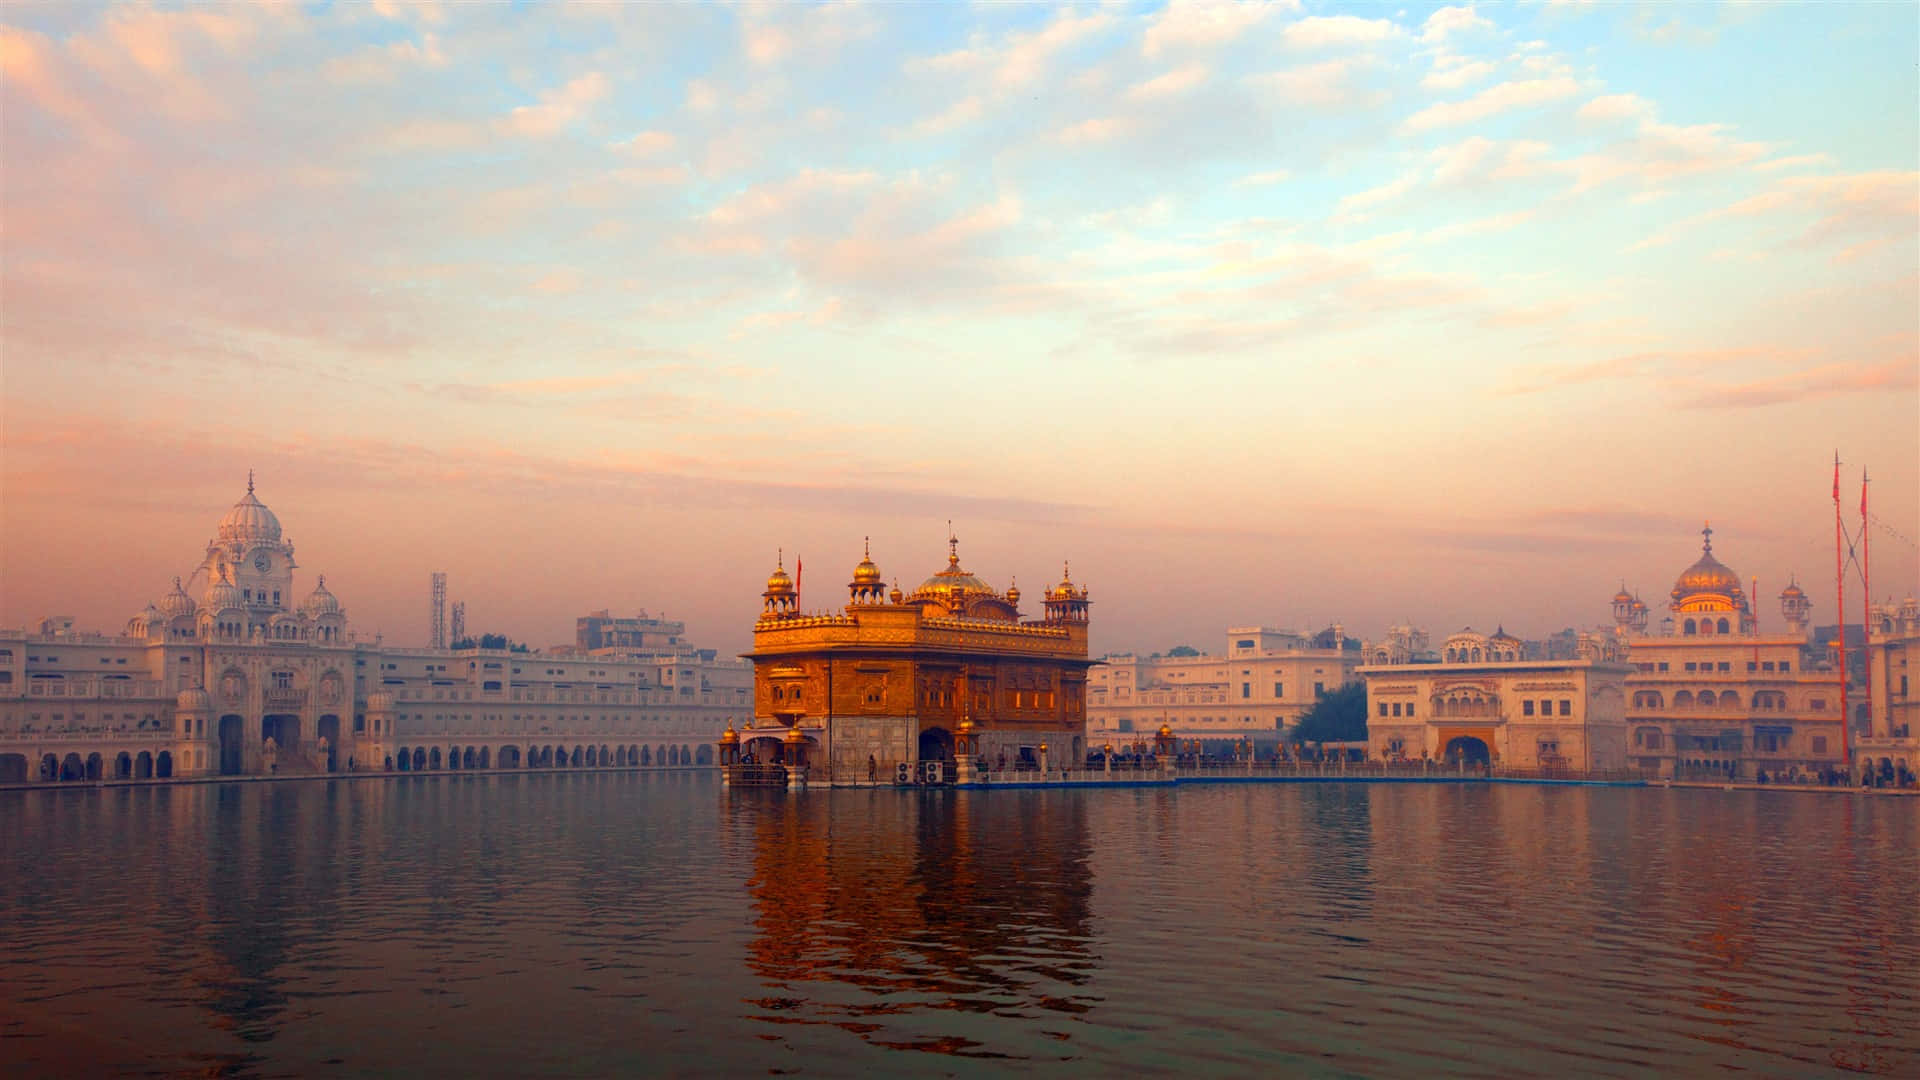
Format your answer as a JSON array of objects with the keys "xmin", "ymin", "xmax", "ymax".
[{"xmin": 264, "ymin": 687, "xmax": 308, "ymax": 708}]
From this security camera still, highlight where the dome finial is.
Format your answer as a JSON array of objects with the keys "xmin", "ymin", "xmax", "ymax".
[
  {"xmin": 247, "ymin": 469, "xmax": 255, "ymax": 495},
  {"xmin": 864, "ymin": 535, "xmax": 871, "ymax": 559},
  {"xmin": 947, "ymin": 521, "xmax": 958, "ymax": 566},
  {"xmin": 1702, "ymin": 520, "xmax": 1712, "ymax": 553}
]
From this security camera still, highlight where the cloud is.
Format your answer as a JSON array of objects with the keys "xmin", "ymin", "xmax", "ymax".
[
  {"xmin": 1055, "ymin": 114, "xmax": 1137, "ymax": 144},
  {"xmin": 1675, "ymin": 357, "xmax": 1919, "ymax": 409},
  {"xmin": 1234, "ymin": 169, "xmax": 1291, "ymax": 188},
  {"xmin": 1422, "ymin": 60, "xmax": 1493, "ymax": 91},
  {"xmin": 496, "ymin": 71, "xmax": 610, "ymax": 138},
  {"xmin": 1247, "ymin": 58, "xmax": 1374, "ymax": 106},
  {"xmin": 1576, "ymin": 93, "xmax": 1654, "ymax": 124},
  {"xmin": 1403, "ymin": 77, "xmax": 1580, "ymax": 132},
  {"xmin": 911, "ymin": 95, "xmax": 984, "ymax": 135},
  {"xmin": 911, "ymin": 9, "xmax": 1114, "ymax": 91},
  {"xmin": 1494, "ymin": 346, "xmax": 1916, "ymax": 410},
  {"xmin": 1422, "ymin": 6, "xmax": 1493, "ymax": 44},
  {"xmin": 1283, "ymin": 15, "xmax": 1402, "ymax": 50},
  {"xmin": 1332, "ymin": 172, "xmax": 1420, "ymax": 222},
  {"xmin": 1427, "ymin": 208, "xmax": 1536, "ymax": 243},
  {"xmin": 1143, "ymin": 0, "xmax": 1298, "ymax": 57},
  {"xmin": 616, "ymin": 130, "xmax": 677, "ymax": 156},
  {"xmin": 1125, "ymin": 64, "xmax": 1209, "ymax": 102},
  {"xmin": 1428, "ymin": 136, "xmax": 1556, "ymax": 186},
  {"xmin": 1755, "ymin": 153, "xmax": 1835, "ymax": 172}
]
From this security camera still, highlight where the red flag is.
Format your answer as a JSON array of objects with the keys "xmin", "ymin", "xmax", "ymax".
[{"xmin": 796, "ymin": 557, "xmax": 802, "ymax": 598}]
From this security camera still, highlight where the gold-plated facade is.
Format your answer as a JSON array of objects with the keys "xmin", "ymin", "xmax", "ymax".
[{"xmin": 742, "ymin": 538, "xmax": 1093, "ymax": 779}]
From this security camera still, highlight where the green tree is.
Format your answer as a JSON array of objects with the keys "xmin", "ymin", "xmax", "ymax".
[
  {"xmin": 1166, "ymin": 644, "xmax": 1200, "ymax": 657},
  {"xmin": 1287, "ymin": 681, "xmax": 1367, "ymax": 744}
]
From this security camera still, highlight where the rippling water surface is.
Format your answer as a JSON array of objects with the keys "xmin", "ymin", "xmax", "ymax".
[{"xmin": 1, "ymin": 774, "xmax": 1915, "ymax": 1077}]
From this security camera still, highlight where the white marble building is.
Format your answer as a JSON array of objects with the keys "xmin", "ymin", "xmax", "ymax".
[{"xmin": 0, "ymin": 479, "xmax": 748, "ymax": 784}]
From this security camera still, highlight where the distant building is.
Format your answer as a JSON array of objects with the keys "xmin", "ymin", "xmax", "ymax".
[
  {"xmin": 576, "ymin": 610, "xmax": 687, "ymax": 652},
  {"xmin": 1611, "ymin": 526, "xmax": 1845, "ymax": 780},
  {"xmin": 1087, "ymin": 626, "xmax": 1359, "ymax": 748},
  {"xmin": 1862, "ymin": 596, "xmax": 1920, "ymax": 774},
  {"xmin": 741, "ymin": 539, "xmax": 1093, "ymax": 780},
  {"xmin": 1360, "ymin": 628, "xmax": 1631, "ymax": 769},
  {"xmin": 0, "ymin": 479, "xmax": 746, "ymax": 784}
]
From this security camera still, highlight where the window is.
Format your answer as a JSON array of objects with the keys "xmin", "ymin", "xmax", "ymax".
[
  {"xmin": 1378, "ymin": 702, "xmax": 1389, "ymax": 717},
  {"xmin": 1393, "ymin": 703, "xmax": 1404, "ymax": 717},
  {"xmin": 1718, "ymin": 662, "xmax": 1731, "ymax": 673},
  {"xmin": 1523, "ymin": 700, "xmax": 1535, "ymax": 716},
  {"xmin": 1241, "ymin": 683, "xmax": 1250, "ymax": 699},
  {"xmin": 1405, "ymin": 702, "xmax": 1414, "ymax": 717},
  {"xmin": 1748, "ymin": 662, "xmax": 1758, "ymax": 672},
  {"xmin": 1273, "ymin": 682, "xmax": 1283, "ymax": 697},
  {"xmin": 1780, "ymin": 662, "xmax": 1791, "ymax": 673},
  {"xmin": 1560, "ymin": 700, "xmax": 1573, "ymax": 716},
  {"xmin": 1762, "ymin": 661, "xmax": 1775, "ymax": 672},
  {"xmin": 1314, "ymin": 681, "xmax": 1325, "ymax": 696},
  {"xmin": 1812, "ymin": 736, "xmax": 1828, "ymax": 754},
  {"xmin": 1658, "ymin": 663, "xmax": 1670, "ymax": 672},
  {"xmin": 1684, "ymin": 662, "xmax": 1697, "ymax": 672}
]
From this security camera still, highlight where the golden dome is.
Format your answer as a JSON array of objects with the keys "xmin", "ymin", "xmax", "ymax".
[
  {"xmin": 1158, "ymin": 723, "xmax": 1173, "ymax": 738},
  {"xmin": 719, "ymin": 722, "xmax": 739, "ymax": 745},
  {"xmin": 1006, "ymin": 578, "xmax": 1021, "ymax": 605},
  {"xmin": 765, "ymin": 550, "xmax": 795, "ymax": 595},
  {"xmin": 913, "ymin": 536, "xmax": 996, "ymax": 599},
  {"xmin": 1612, "ymin": 584, "xmax": 1635, "ymax": 605},
  {"xmin": 1779, "ymin": 579, "xmax": 1806, "ymax": 599},
  {"xmin": 1671, "ymin": 525, "xmax": 1742, "ymax": 600},
  {"xmin": 852, "ymin": 537, "xmax": 883, "ymax": 585},
  {"xmin": 783, "ymin": 724, "xmax": 806, "ymax": 745}
]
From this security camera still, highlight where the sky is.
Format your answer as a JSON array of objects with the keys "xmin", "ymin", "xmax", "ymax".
[{"xmin": 2, "ymin": 0, "xmax": 1916, "ymax": 658}]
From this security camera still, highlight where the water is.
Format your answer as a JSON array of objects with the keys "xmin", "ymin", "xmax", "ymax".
[{"xmin": 1, "ymin": 775, "xmax": 1915, "ymax": 1077}]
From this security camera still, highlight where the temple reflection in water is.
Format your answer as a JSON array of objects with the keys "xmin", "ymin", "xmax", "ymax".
[{"xmin": 728, "ymin": 787, "xmax": 1098, "ymax": 1056}]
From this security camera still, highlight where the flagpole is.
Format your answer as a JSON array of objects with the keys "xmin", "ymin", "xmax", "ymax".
[
  {"xmin": 1834, "ymin": 452, "xmax": 1851, "ymax": 775},
  {"xmin": 1861, "ymin": 468, "xmax": 1872, "ymax": 750}
]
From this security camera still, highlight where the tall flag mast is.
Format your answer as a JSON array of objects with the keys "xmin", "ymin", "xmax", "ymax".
[
  {"xmin": 1833, "ymin": 452, "xmax": 1851, "ymax": 772},
  {"xmin": 1861, "ymin": 468, "xmax": 1872, "ymax": 749}
]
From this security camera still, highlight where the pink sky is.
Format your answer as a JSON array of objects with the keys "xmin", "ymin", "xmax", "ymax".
[{"xmin": 3, "ymin": 2, "xmax": 1916, "ymax": 656}]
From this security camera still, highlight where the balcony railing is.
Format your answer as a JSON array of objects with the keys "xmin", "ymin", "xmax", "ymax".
[{"xmin": 264, "ymin": 687, "xmax": 308, "ymax": 708}]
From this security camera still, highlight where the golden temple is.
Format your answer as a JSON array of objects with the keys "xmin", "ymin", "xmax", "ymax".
[{"xmin": 729, "ymin": 534, "xmax": 1093, "ymax": 785}]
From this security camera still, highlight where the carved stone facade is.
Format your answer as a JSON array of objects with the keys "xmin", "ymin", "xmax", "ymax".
[{"xmin": 1359, "ymin": 657, "xmax": 1631, "ymax": 770}]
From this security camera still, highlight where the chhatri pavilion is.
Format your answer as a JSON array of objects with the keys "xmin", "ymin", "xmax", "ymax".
[{"xmin": 729, "ymin": 535, "xmax": 1094, "ymax": 784}]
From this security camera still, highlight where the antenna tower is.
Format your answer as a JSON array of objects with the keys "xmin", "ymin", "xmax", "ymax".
[
  {"xmin": 430, "ymin": 572, "xmax": 448, "ymax": 649},
  {"xmin": 451, "ymin": 600, "xmax": 467, "ymax": 645}
]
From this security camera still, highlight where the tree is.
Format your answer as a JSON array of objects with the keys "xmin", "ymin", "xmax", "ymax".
[
  {"xmin": 1287, "ymin": 681, "xmax": 1367, "ymax": 744},
  {"xmin": 1166, "ymin": 644, "xmax": 1200, "ymax": 657}
]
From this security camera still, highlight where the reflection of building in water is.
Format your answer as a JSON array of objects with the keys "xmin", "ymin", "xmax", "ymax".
[
  {"xmin": 1611, "ymin": 526, "xmax": 1845, "ymax": 780},
  {"xmin": 1086, "ymin": 626, "xmax": 1360, "ymax": 749},
  {"xmin": 740, "ymin": 536, "xmax": 1093, "ymax": 780},
  {"xmin": 1360, "ymin": 628, "xmax": 1631, "ymax": 768},
  {"xmin": 0, "ymin": 479, "xmax": 747, "ymax": 785},
  {"xmin": 1862, "ymin": 596, "xmax": 1920, "ymax": 778},
  {"xmin": 736, "ymin": 791, "xmax": 1095, "ymax": 1051}
]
